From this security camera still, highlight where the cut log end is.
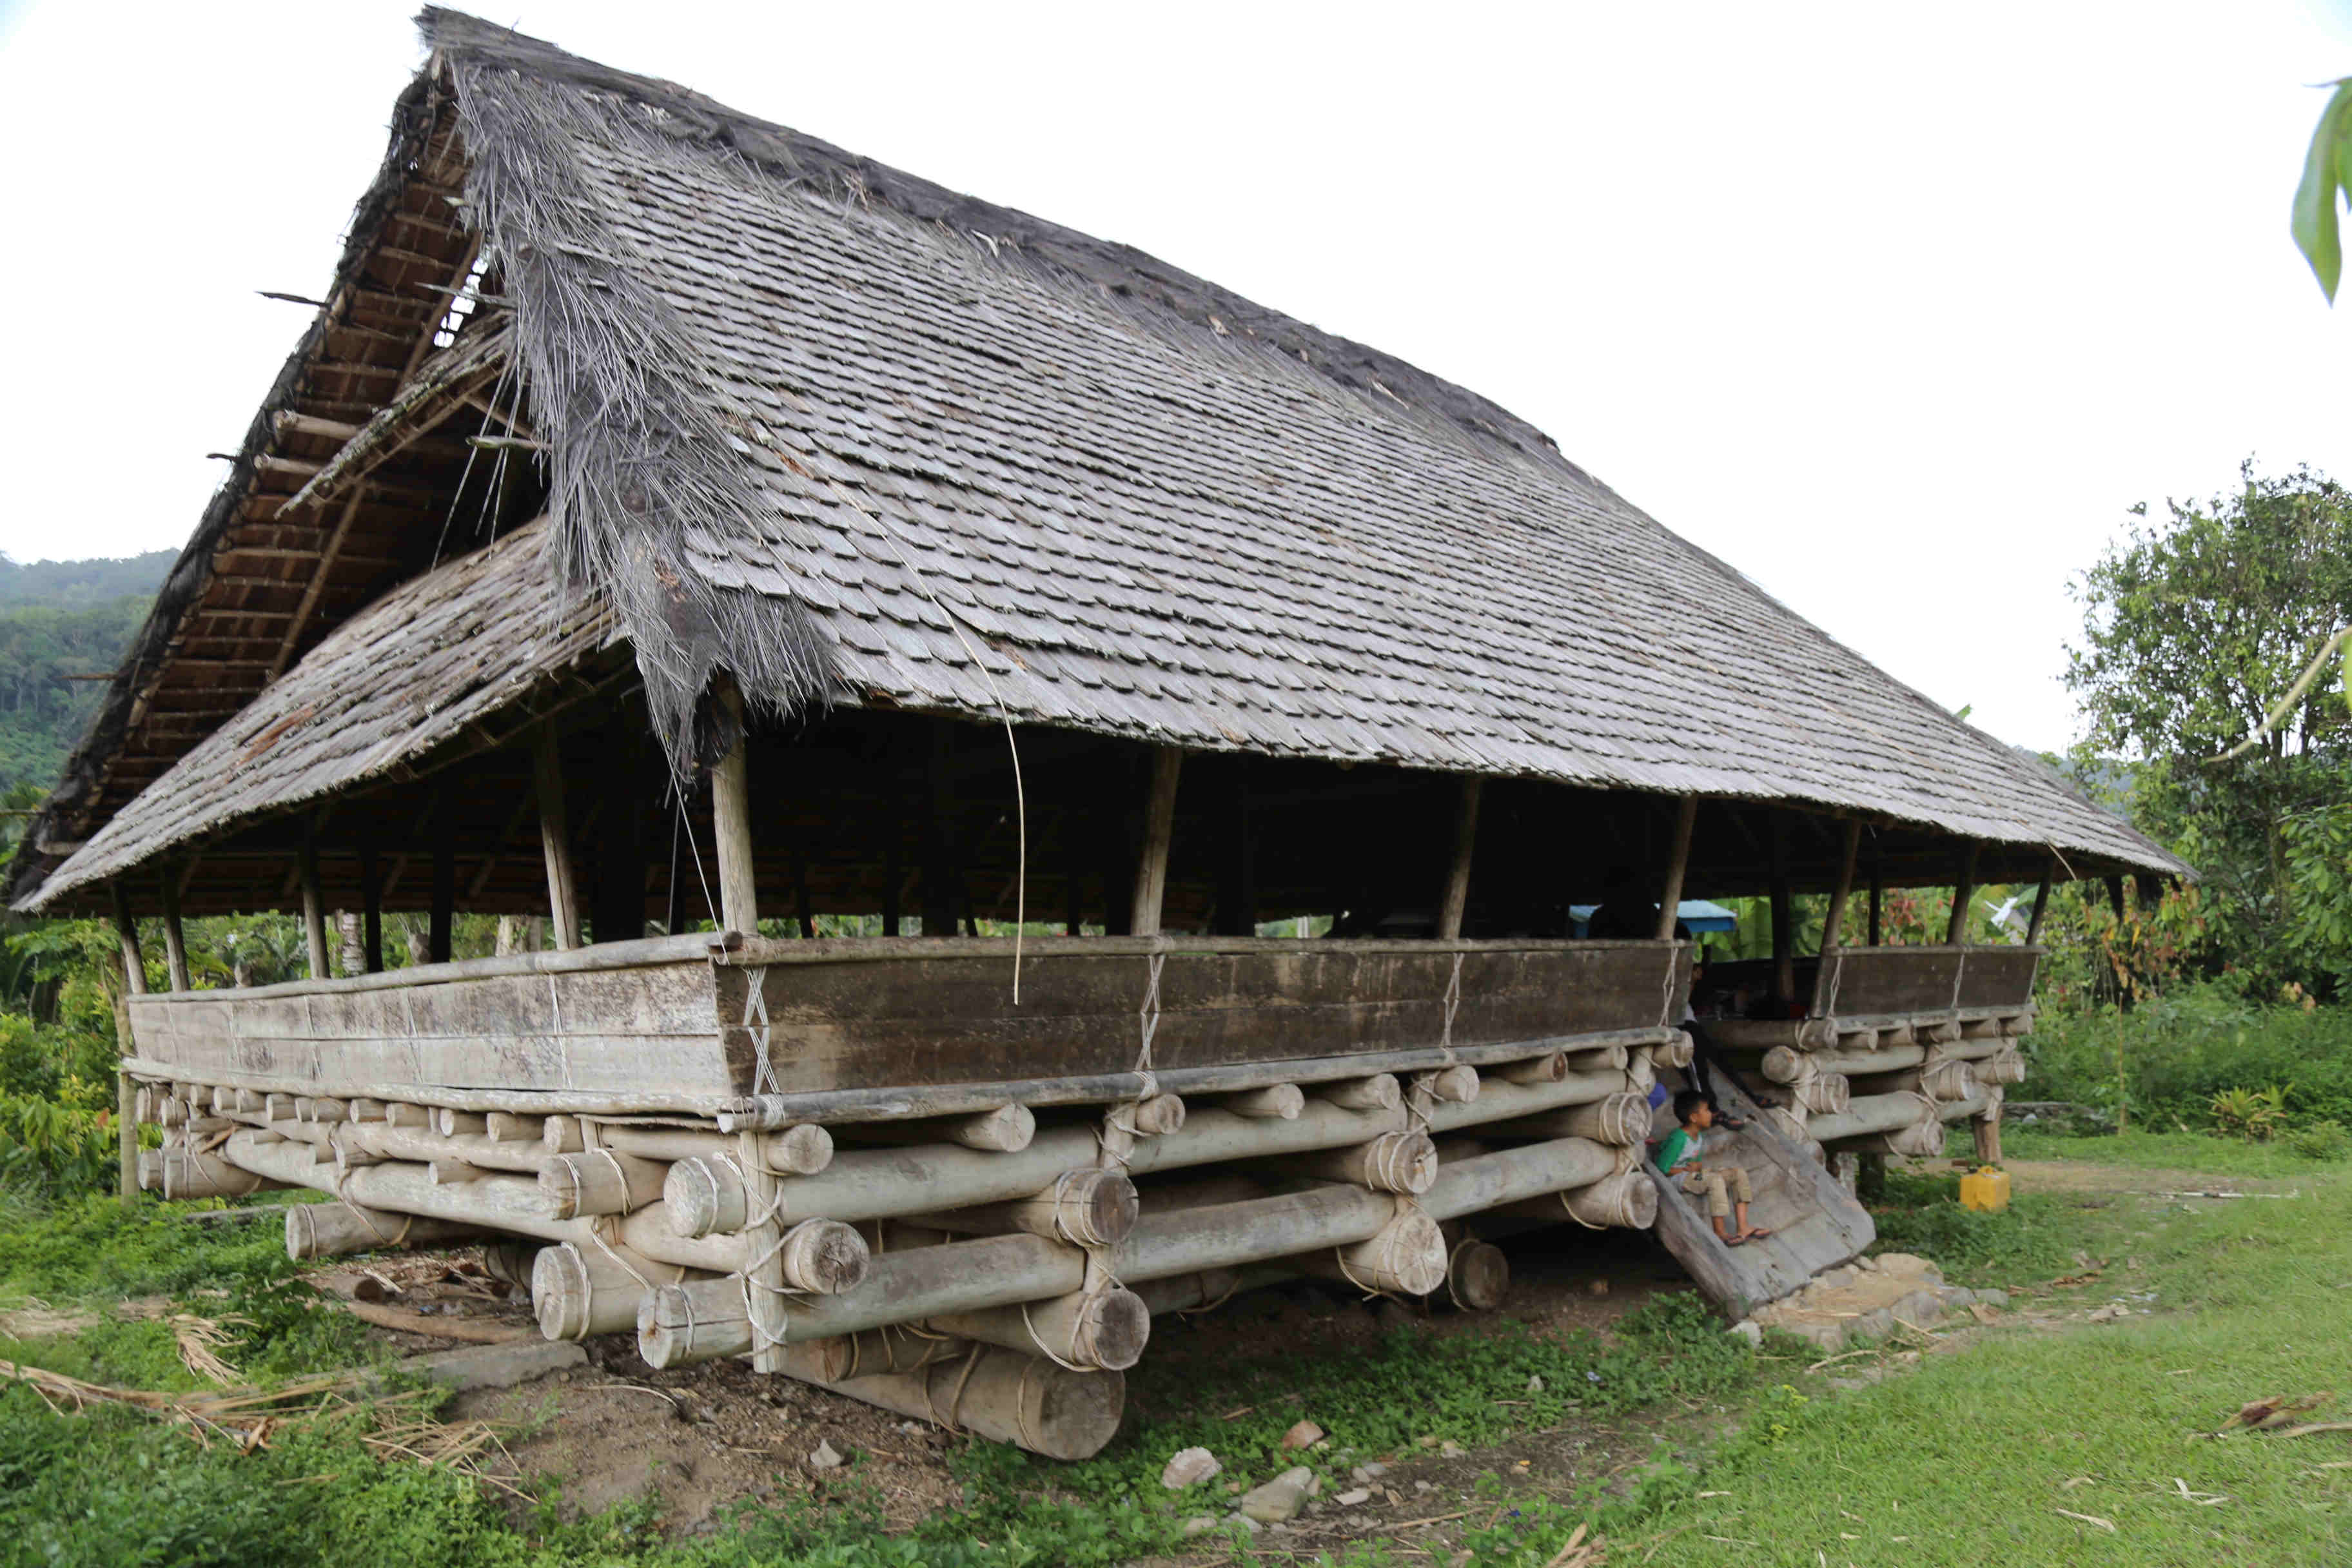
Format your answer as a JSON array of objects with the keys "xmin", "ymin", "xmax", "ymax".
[
  {"xmin": 1444, "ymin": 1239, "xmax": 1511, "ymax": 1310},
  {"xmin": 1039, "ymin": 1168, "xmax": 1141, "ymax": 1247},
  {"xmin": 1132, "ymin": 1093, "xmax": 1187, "ymax": 1137},
  {"xmin": 779, "ymin": 1218, "xmax": 871, "ymax": 1295}
]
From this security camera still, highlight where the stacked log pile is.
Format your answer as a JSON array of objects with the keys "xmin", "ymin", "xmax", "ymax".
[
  {"xmin": 126, "ymin": 1033, "xmax": 1686, "ymax": 1460},
  {"xmin": 1720, "ymin": 1011, "xmax": 2030, "ymax": 1168}
]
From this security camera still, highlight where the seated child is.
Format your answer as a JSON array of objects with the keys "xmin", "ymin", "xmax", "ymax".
[{"xmin": 1656, "ymin": 1090, "xmax": 1772, "ymax": 1246}]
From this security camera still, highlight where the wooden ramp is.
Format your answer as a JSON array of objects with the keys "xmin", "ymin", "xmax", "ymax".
[{"xmin": 1643, "ymin": 1071, "xmax": 1876, "ymax": 1322}]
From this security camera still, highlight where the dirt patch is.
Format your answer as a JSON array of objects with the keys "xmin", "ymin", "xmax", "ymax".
[
  {"xmin": 297, "ymin": 1224, "xmax": 1700, "ymax": 1540},
  {"xmin": 1912, "ymin": 1155, "xmax": 2296, "ymax": 1199}
]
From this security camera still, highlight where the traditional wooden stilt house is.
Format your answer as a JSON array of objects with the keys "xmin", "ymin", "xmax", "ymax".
[{"xmin": 10, "ymin": 11, "xmax": 2186, "ymax": 1456}]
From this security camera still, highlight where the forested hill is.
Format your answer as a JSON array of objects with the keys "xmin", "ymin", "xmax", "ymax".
[{"xmin": 0, "ymin": 550, "xmax": 173, "ymax": 807}]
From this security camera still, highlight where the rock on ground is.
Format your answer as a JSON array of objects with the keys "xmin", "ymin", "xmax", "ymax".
[
  {"xmin": 1239, "ymin": 1466, "xmax": 1318, "ymax": 1524},
  {"xmin": 1161, "ymin": 1447, "xmax": 1221, "ymax": 1489}
]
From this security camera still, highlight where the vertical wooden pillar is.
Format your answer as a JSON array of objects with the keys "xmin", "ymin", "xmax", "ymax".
[
  {"xmin": 1433, "ymin": 776, "xmax": 1485, "ymax": 941},
  {"xmin": 534, "ymin": 725, "xmax": 583, "ymax": 950},
  {"xmin": 2104, "ymin": 875, "xmax": 2127, "ymax": 921},
  {"xmin": 1819, "ymin": 819, "xmax": 1862, "ymax": 954},
  {"xmin": 1973, "ymin": 1108, "xmax": 2004, "ymax": 1166},
  {"xmin": 358, "ymin": 844, "xmax": 384, "ymax": 972},
  {"xmin": 710, "ymin": 680, "xmax": 759, "ymax": 936},
  {"xmin": 298, "ymin": 831, "xmax": 331, "ymax": 981},
  {"xmin": 1767, "ymin": 816, "xmax": 1795, "ymax": 1005},
  {"xmin": 1867, "ymin": 835, "xmax": 1884, "ymax": 947},
  {"xmin": 1653, "ymin": 794, "xmax": 1696, "ymax": 942},
  {"xmin": 920, "ymin": 721, "xmax": 959, "ymax": 937},
  {"xmin": 429, "ymin": 834, "xmax": 455, "ymax": 964},
  {"xmin": 2025, "ymin": 858, "xmax": 2055, "ymax": 945},
  {"xmin": 663, "ymin": 809, "xmax": 684, "ymax": 938},
  {"xmin": 1812, "ymin": 818, "xmax": 1863, "ymax": 1015},
  {"xmin": 155, "ymin": 867, "xmax": 191, "ymax": 994},
  {"xmin": 1944, "ymin": 840, "xmax": 1980, "ymax": 946},
  {"xmin": 1130, "ymin": 747, "xmax": 1183, "ymax": 937},
  {"xmin": 1213, "ymin": 762, "xmax": 1259, "ymax": 937},
  {"xmin": 109, "ymin": 882, "xmax": 142, "ymax": 1206}
]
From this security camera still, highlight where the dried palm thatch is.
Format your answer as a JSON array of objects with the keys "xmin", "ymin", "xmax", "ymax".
[
  {"xmin": 449, "ymin": 58, "xmax": 831, "ymax": 768},
  {"xmin": 1, "ymin": 1358, "xmax": 531, "ymax": 1497}
]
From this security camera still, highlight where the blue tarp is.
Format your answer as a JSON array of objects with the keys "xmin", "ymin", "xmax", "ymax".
[{"xmin": 1566, "ymin": 899, "xmax": 1739, "ymax": 937}]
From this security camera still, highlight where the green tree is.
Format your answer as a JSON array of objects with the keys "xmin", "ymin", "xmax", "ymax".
[{"xmin": 2066, "ymin": 462, "xmax": 2352, "ymax": 994}]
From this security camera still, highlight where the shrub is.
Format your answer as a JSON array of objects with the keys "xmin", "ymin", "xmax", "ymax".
[
  {"xmin": 2023, "ymin": 985, "xmax": 2352, "ymax": 1130},
  {"xmin": 2210, "ymin": 1084, "xmax": 2291, "ymax": 1141},
  {"xmin": 2288, "ymin": 1119, "xmax": 2351, "ymax": 1161}
]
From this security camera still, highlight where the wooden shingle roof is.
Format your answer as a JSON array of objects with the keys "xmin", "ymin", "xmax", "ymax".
[
  {"xmin": 10, "ymin": 10, "xmax": 2185, "ymax": 908},
  {"xmin": 427, "ymin": 12, "xmax": 2179, "ymax": 874}
]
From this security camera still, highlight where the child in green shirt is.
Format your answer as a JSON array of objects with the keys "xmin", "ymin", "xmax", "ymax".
[{"xmin": 1656, "ymin": 1090, "xmax": 1770, "ymax": 1246}]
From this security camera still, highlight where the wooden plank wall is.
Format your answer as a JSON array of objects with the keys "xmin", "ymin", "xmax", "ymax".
[
  {"xmin": 1954, "ymin": 947, "xmax": 2040, "ymax": 1011},
  {"xmin": 124, "ymin": 937, "xmax": 1698, "ymax": 1102},
  {"xmin": 718, "ymin": 938, "xmax": 1689, "ymax": 1095},
  {"xmin": 126, "ymin": 959, "xmax": 730, "ymax": 1096}
]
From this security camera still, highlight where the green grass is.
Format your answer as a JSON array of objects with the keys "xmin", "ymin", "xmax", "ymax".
[
  {"xmin": 0, "ymin": 1190, "xmax": 1767, "ymax": 1568},
  {"xmin": 2000, "ymin": 1125, "xmax": 2341, "ymax": 1180},
  {"xmin": 1602, "ymin": 1156, "xmax": 2352, "ymax": 1566},
  {"xmin": 8, "ymin": 1145, "xmax": 2349, "ymax": 1566}
]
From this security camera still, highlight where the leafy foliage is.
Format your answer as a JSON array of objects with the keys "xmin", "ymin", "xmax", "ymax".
[
  {"xmin": 2065, "ymin": 462, "xmax": 2352, "ymax": 995},
  {"xmin": 2210, "ymin": 1083, "xmax": 2291, "ymax": 1141},
  {"xmin": 2293, "ymin": 77, "xmax": 2352, "ymax": 301},
  {"xmin": 2022, "ymin": 981, "xmax": 2352, "ymax": 1132}
]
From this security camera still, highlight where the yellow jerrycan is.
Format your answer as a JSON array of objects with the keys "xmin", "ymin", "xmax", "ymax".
[{"xmin": 1959, "ymin": 1165, "xmax": 2010, "ymax": 1213}]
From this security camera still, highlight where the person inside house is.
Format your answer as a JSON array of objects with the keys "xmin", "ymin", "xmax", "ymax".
[
  {"xmin": 1656, "ymin": 1090, "xmax": 1771, "ymax": 1246},
  {"xmin": 1586, "ymin": 866, "xmax": 1664, "ymax": 940}
]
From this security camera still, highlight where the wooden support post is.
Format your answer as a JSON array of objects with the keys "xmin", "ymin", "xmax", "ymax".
[
  {"xmin": 108, "ymin": 882, "xmax": 143, "ymax": 1207},
  {"xmin": 298, "ymin": 831, "xmax": 331, "ymax": 981},
  {"xmin": 358, "ymin": 843, "xmax": 383, "ymax": 972},
  {"xmin": 1437, "ymin": 776, "xmax": 1484, "ymax": 941},
  {"xmin": 792, "ymin": 840, "xmax": 816, "ymax": 939},
  {"xmin": 2105, "ymin": 875, "xmax": 2126, "ymax": 922},
  {"xmin": 1130, "ymin": 747, "xmax": 1183, "ymax": 937},
  {"xmin": 1867, "ymin": 834, "xmax": 1884, "ymax": 947},
  {"xmin": 429, "ymin": 834, "xmax": 455, "ymax": 965},
  {"xmin": 155, "ymin": 867, "xmax": 191, "ymax": 994},
  {"xmin": 1945, "ymin": 840, "xmax": 1981, "ymax": 946},
  {"xmin": 921, "ymin": 722, "xmax": 959, "ymax": 937},
  {"xmin": 1820, "ymin": 819, "xmax": 1862, "ymax": 954},
  {"xmin": 710, "ymin": 680, "xmax": 759, "ymax": 936},
  {"xmin": 1654, "ymin": 794, "xmax": 1696, "ymax": 942},
  {"xmin": 1768, "ymin": 816, "xmax": 1795, "ymax": 1005},
  {"xmin": 534, "ymin": 725, "xmax": 583, "ymax": 950},
  {"xmin": 2025, "ymin": 858, "xmax": 2055, "ymax": 945}
]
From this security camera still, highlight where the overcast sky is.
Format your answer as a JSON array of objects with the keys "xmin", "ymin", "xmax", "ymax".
[{"xmin": 4, "ymin": 2, "xmax": 2349, "ymax": 752}]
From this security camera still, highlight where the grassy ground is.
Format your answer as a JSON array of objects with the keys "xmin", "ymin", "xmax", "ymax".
[
  {"xmin": 1605, "ymin": 1136, "xmax": 2352, "ymax": 1567},
  {"xmin": 2, "ymin": 1132, "xmax": 2346, "ymax": 1567}
]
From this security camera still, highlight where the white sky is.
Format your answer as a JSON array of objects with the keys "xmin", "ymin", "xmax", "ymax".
[{"xmin": 3, "ymin": 2, "xmax": 2350, "ymax": 752}]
